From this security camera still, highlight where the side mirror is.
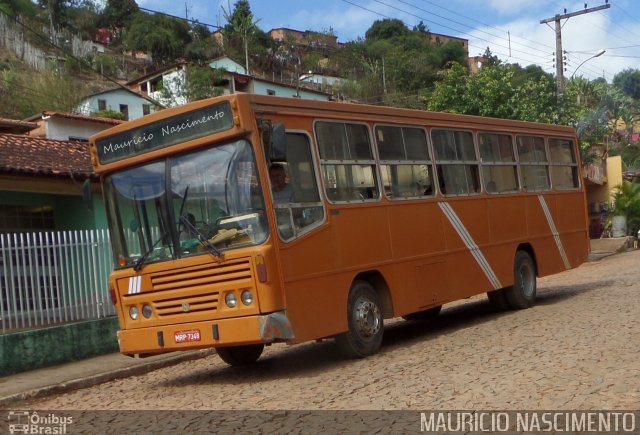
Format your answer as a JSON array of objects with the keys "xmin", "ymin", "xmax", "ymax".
[
  {"xmin": 269, "ymin": 123, "xmax": 287, "ymax": 161},
  {"xmin": 82, "ymin": 179, "xmax": 93, "ymax": 211}
]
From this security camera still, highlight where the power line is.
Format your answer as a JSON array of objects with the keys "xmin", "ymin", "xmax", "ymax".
[
  {"xmin": 416, "ymin": 0, "xmax": 559, "ymax": 53},
  {"xmin": 369, "ymin": 0, "xmax": 547, "ymax": 66},
  {"xmin": 138, "ymin": 7, "xmax": 221, "ymax": 29},
  {"xmin": 397, "ymin": 0, "xmax": 553, "ymax": 58}
]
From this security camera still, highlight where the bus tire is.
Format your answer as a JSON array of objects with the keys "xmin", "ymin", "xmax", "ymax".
[
  {"xmin": 504, "ymin": 250, "xmax": 537, "ymax": 309},
  {"xmin": 216, "ymin": 344, "xmax": 264, "ymax": 366},
  {"xmin": 487, "ymin": 288, "xmax": 510, "ymax": 311},
  {"xmin": 402, "ymin": 305, "xmax": 442, "ymax": 321},
  {"xmin": 335, "ymin": 281, "xmax": 384, "ymax": 358}
]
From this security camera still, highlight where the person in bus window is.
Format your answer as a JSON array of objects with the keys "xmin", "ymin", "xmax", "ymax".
[{"xmin": 269, "ymin": 163, "xmax": 293, "ymax": 203}]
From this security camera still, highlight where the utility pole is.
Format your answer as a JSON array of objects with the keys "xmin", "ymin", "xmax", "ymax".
[{"xmin": 540, "ymin": 3, "xmax": 610, "ymax": 100}]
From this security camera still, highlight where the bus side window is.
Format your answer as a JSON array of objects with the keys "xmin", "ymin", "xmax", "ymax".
[
  {"xmin": 517, "ymin": 135, "xmax": 549, "ymax": 191},
  {"xmin": 375, "ymin": 125, "xmax": 433, "ymax": 200},
  {"xmin": 315, "ymin": 121, "xmax": 379, "ymax": 203},
  {"xmin": 478, "ymin": 132, "xmax": 519, "ymax": 194},
  {"xmin": 271, "ymin": 132, "xmax": 326, "ymax": 241},
  {"xmin": 432, "ymin": 129, "xmax": 480, "ymax": 196}
]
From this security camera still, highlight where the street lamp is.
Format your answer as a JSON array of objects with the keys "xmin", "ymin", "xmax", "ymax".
[{"xmin": 570, "ymin": 49, "xmax": 606, "ymax": 79}]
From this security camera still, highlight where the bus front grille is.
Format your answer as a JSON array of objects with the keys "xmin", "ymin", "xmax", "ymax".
[
  {"xmin": 148, "ymin": 258, "xmax": 253, "ymax": 317},
  {"xmin": 154, "ymin": 291, "xmax": 220, "ymax": 316},
  {"xmin": 150, "ymin": 259, "xmax": 253, "ymax": 292}
]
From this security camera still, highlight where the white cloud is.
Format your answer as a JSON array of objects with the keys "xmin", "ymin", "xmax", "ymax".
[
  {"xmin": 486, "ymin": 0, "xmax": 542, "ymax": 16},
  {"xmin": 467, "ymin": 4, "xmax": 639, "ymax": 81}
]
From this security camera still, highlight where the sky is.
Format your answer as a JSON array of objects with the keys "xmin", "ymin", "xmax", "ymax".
[{"xmin": 138, "ymin": 0, "xmax": 640, "ymax": 82}]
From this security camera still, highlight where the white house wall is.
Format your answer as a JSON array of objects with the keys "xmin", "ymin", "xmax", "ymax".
[
  {"xmin": 147, "ymin": 69, "xmax": 188, "ymax": 108},
  {"xmin": 76, "ymin": 89, "xmax": 156, "ymax": 120},
  {"xmin": 252, "ymin": 80, "xmax": 329, "ymax": 101},
  {"xmin": 45, "ymin": 117, "xmax": 112, "ymax": 141}
]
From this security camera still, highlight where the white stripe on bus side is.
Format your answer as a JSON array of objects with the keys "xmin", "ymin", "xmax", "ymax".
[
  {"xmin": 438, "ymin": 202, "xmax": 503, "ymax": 290},
  {"xmin": 538, "ymin": 195, "xmax": 571, "ymax": 270}
]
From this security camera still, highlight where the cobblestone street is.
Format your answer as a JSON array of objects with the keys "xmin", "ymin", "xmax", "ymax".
[{"xmin": 19, "ymin": 251, "xmax": 640, "ymax": 411}]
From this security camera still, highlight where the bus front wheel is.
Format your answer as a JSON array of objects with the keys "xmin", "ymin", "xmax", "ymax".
[
  {"xmin": 335, "ymin": 280, "xmax": 384, "ymax": 358},
  {"xmin": 216, "ymin": 344, "xmax": 264, "ymax": 366},
  {"xmin": 504, "ymin": 251, "xmax": 537, "ymax": 309}
]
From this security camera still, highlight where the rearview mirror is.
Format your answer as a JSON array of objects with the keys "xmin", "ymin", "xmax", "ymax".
[
  {"xmin": 82, "ymin": 179, "xmax": 93, "ymax": 211},
  {"xmin": 269, "ymin": 123, "xmax": 287, "ymax": 161}
]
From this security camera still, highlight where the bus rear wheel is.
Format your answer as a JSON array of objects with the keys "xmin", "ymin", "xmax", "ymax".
[
  {"xmin": 335, "ymin": 281, "xmax": 384, "ymax": 358},
  {"xmin": 504, "ymin": 250, "xmax": 537, "ymax": 309},
  {"xmin": 402, "ymin": 305, "xmax": 442, "ymax": 321},
  {"xmin": 216, "ymin": 344, "xmax": 264, "ymax": 366}
]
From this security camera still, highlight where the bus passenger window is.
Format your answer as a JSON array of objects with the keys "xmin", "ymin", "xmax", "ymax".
[
  {"xmin": 478, "ymin": 132, "xmax": 519, "ymax": 194},
  {"xmin": 549, "ymin": 138, "xmax": 579, "ymax": 189},
  {"xmin": 375, "ymin": 125, "xmax": 433, "ymax": 199},
  {"xmin": 432, "ymin": 129, "xmax": 480, "ymax": 196},
  {"xmin": 270, "ymin": 133, "xmax": 326, "ymax": 242},
  {"xmin": 315, "ymin": 121, "xmax": 379, "ymax": 203},
  {"xmin": 517, "ymin": 135, "xmax": 549, "ymax": 191}
]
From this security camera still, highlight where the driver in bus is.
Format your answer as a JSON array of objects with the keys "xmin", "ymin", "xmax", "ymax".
[{"xmin": 269, "ymin": 163, "xmax": 293, "ymax": 204}]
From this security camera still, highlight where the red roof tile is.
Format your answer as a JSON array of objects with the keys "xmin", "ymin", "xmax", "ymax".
[
  {"xmin": 41, "ymin": 111, "xmax": 125, "ymax": 125},
  {"xmin": 0, "ymin": 117, "xmax": 38, "ymax": 134},
  {"xmin": 0, "ymin": 133, "xmax": 95, "ymax": 179}
]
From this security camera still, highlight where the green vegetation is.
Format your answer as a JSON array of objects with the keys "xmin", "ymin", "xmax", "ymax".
[
  {"xmin": 611, "ymin": 181, "xmax": 640, "ymax": 236},
  {"xmin": 0, "ymin": 0, "xmax": 637, "ymax": 177}
]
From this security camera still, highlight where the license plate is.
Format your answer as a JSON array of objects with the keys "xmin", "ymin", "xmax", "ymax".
[{"xmin": 174, "ymin": 329, "xmax": 201, "ymax": 343}]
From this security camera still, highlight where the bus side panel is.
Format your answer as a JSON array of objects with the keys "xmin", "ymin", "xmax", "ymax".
[
  {"xmin": 548, "ymin": 192, "xmax": 590, "ymax": 268},
  {"xmin": 525, "ymin": 194, "xmax": 571, "ymax": 277},
  {"xmin": 280, "ymin": 205, "xmax": 392, "ymax": 342},
  {"xmin": 440, "ymin": 199, "xmax": 497, "ymax": 299},
  {"xmin": 486, "ymin": 195, "xmax": 528, "ymax": 287},
  {"xmin": 386, "ymin": 202, "xmax": 449, "ymax": 314},
  {"xmin": 278, "ymin": 224, "xmax": 343, "ymax": 343}
]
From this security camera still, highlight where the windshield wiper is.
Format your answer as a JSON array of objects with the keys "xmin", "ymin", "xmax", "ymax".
[
  {"xmin": 133, "ymin": 230, "xmax": 167, "ymax": 271},
  {"xmin": 179, "ymin": 214, "xmax": 224, "ymax": 259}
]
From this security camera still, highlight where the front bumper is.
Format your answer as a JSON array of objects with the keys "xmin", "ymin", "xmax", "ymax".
[{"xmin": 118, "ymin": 311, "xmax": 294, "ymax": 355}]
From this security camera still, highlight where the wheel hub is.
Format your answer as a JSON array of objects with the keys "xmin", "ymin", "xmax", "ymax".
[{"xmin": 354, "ymin": 298, "xmax": 381, "ymax": 338}]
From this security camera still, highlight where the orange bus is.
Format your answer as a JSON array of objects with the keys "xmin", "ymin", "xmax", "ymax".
[{"xmin": 89, "ymin": 94, "xmax": 589, "ymax": 365}]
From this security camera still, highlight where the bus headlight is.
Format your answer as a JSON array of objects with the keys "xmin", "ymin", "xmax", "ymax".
[
  {"xmin": 241, "ymin": 290, "xmax": 253, "ymax": 306},
  {"xmin": 225, "ymin": 292, "xmax": 237, "ymax": 308},
  {"xmin": 129, "ymin": 306, "xmax": 139, "ymax": 320},
  {"xmin": 142, "ymin": 304, "xmax": 153, "ymax": 318}
]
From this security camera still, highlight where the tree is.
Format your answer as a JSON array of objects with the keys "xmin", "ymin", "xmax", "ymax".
[
  {"xmin": 123, "ymin": 11, "xmax": 191, "ymax": 66},
  {"xmin": 222, "ymin": 0, "xmax": 260, "ymax": 74},
  {"xmin": 427, "ymin": 62, "xmax": 558, "ymax": 122},
  {"xmin": 365, "ymin": 19, "xmax": 408, "ymax": 41},
  {"xmin": 99, "ymin": 0, "xmax": 139, "ymax": 39},
  {"xmin": 613, "ymin": 68, "xmax": 640, "ymax": 100}
]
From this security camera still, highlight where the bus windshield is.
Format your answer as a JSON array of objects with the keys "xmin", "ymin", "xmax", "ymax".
[{"xmin": 104, "ymin": 139, "xmax": 268, "ymax": 269}]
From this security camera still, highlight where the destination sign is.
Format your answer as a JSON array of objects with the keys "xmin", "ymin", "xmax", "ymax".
[{"xmin": 96, "ymin": 101, "xmax": 234, "ymax": 164}]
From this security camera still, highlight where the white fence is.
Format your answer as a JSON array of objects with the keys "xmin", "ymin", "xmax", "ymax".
[{"xmin": 0, "ymin": 230, "xmax": 115, "ymax": 334}]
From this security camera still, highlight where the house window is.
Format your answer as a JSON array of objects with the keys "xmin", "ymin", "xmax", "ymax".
[
  {"xmin": 68, "ymin": 136, "xmax": 88, "ymax": 143},
  {"xmin": 267, "ymin": 89, "xmax": 276, "ymax": 96},
  {"xmin": 98, "ymin": 99, "xmax": 106, "ymax": 111},
  {"xmin": 119, "ymin": 104, "xmax": 129, "ymax": 120},
  {"xmin": 0, "ymin": 204, "xmax": 55, "ymax": 233},
  {"xmin": 143, "ymin": 104, "xmax": 151, "ymax": 116}
]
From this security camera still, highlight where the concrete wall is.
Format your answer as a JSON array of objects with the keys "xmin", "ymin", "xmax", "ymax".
[
  {"xmin": 45, "ymin": 117, "xmax": 113, "ymax": 142},
  {"xmin": 0, "ymin": 317, "xmax": 118, "ymax": 376}
]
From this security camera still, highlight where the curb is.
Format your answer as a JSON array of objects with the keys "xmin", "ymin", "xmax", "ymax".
[{"xmin": 0, "ymin": 349, "xmax": 215, "ymax": 408}]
